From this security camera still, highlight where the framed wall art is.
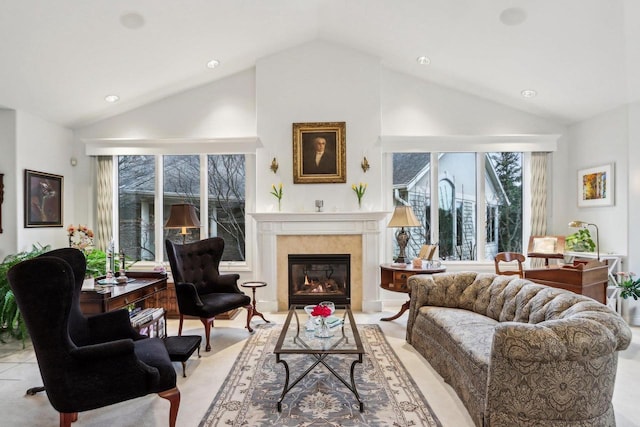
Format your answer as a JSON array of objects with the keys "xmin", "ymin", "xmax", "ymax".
[
  {"xmin": 577, "ymin": 163, "xmax": 614, "ymax": 207},
  {"xmin": 292, "ymin": 121, "xmax": 346, "ymax": 184},
  {"xmin": 24, "ymin": 169, "xmax": 63, "ymax": 227}
]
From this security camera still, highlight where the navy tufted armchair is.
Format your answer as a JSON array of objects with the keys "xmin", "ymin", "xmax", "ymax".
[
  {"xmin": 165, "ymin": 237, "xmax": 252, "ymax": 351},
  {"xmin": 8, "ymin": 248, "xmax": 180, "ymax": 427}
]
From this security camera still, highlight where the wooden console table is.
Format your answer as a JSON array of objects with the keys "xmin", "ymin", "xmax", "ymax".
[
  {"xmin": 80, "ymin": 271, "xmax": 168, "ymax": 315},
  {"xmin": 524, "ymin": 260, "xmax": 608, "ymax": 304},
  {"xmin": 380, "ymin": 263, "xmax": 446, "ymax": 321}
]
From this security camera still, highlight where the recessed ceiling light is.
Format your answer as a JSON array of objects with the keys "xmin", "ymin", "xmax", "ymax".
[
  {"xmin": 499, "ymin": 7, "xmax": 527, "ymax": 26},
  {"xmin": 120, "ymin": 12, "xmax": 145, "ymax": 30},
  {"xmin": 521, "ymin": 89, "xmax": 537, "ymax": 98},
  {"xmin": 416, "ymin": 56, "xmax": 431, "ymax": 65},
  {"xmin": 104, "ymin": 95, "xmax": 120, "ymax": 103},
  {"xmin": 206, "ymin": 59, "xmax": 220, "ymax": 69}
]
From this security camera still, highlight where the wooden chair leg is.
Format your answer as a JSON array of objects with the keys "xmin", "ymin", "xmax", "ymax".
[
  {"xmin": 200, "ymin": 317, "xmax": 212, "ymax": 351},
  {"xmin": 158, "ymin": 387, "xmax": 181, "ymax": 427},
  {"xmin": 245, "ymin": 304, "xmax": 253, "ymax": 333},
  {"xmin": 59, "ymin": 412, "xmax": 77, "ymax": 427},
  {"xmin": 178, "ymin": 314, "xmax": 184, "ymax": 336}
]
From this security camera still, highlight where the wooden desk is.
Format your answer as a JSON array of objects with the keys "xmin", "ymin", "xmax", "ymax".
[
  {"xmin": 80, "ymin": 271, "xmax": 168, "ymax": 315},
  {"xmin": 524, "ymin": 260, "xmax": 608, "ymax": 304},
  {"xmin": 380, "ymin": 263, "xmax": 446, "ymax": 321}
]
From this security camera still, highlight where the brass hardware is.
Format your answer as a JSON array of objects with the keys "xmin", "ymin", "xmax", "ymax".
[
  {"xmin": 361, "ymin": 156, "xmax": 370, "ymax": 173},
  {"xmin": 270, "ymin": 157, "xmax": 279, "ymax": 174}
]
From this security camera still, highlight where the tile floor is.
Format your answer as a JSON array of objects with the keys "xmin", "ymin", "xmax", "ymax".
[{"xmin": 1, "ymin": 307, "xmax": 638, "ymax": 426}]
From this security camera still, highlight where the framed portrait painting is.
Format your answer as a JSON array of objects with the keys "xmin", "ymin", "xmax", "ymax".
[
  {"xmin": 24, "ymin": 169, "xmax": 63, "ymax": 227},
  {"xmin": 577, "ymin": 163, "xmax": 614, "ymax": 207},
  {"xmin": 292, "ymin": 121, "xmax": 346, "ymax": 184}
]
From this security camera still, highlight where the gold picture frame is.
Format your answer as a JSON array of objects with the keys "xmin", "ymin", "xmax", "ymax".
[{"xmin": 292, "ymin": 122, "xmax": 346, "ymax": 184}]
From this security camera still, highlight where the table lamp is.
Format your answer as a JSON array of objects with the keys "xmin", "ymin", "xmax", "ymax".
[
  {"xmin": 165, "ymin": 203, "xmax": 201, "ymax": 244},
  {"xmin": 388, "ymin": 205, "xmax": 421, "ymax": 263},
  {"xmin": 568, "ymin": 220, "xmax": 599, "ymax": 261}
]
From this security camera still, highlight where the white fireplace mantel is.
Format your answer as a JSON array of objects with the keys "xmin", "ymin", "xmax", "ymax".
[{"xmin": 249, "ymin": 211, "xmax": 389, "ymax": 313}]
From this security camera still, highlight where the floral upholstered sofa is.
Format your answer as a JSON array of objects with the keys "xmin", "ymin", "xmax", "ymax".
[{"xmin": 406, "ymin": 272, "xmax": 631, "ymax": 427}]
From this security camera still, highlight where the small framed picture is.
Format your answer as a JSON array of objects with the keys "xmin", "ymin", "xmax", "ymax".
[
  {"xmin": 24, "ymin": 169, "xmax": 63, "ymax": 227},
  {"xmin": 292, "ymin": 122, "xmax": 346, "ymax": 184},
  {"xmin": 577, "ymin": 163, "xmax": 614, "ymax": 207}
]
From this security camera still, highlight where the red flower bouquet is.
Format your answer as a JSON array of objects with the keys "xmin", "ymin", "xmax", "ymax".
[{"xmin": 311, "ymin": 304, "xmax": 332, "ymax": 318}]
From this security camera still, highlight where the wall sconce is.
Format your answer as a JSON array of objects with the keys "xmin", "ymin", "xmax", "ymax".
[
  {"xmin": 361, "ymin": 156, "xmax": 370, "ymax": 173},
  {"xmin": 270, "ymin": 157, "xmax": 279, "ymax": 174}
]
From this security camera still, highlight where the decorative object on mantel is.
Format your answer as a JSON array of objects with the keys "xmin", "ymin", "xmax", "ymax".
[
  {"xmin": 270, "ymin": 183, "xmax": 283, "ymax": 211},
  {"xmin": 270, "ymin": 157, "xmax": 279, "ymax": 174},
  {"xmin": 577, "ymin": 163, "xmax": 614, "ymax": 207},
  {"xmin": 361, "ymin": 156, "xmax": 370, "ymax": 173},
  {"xmin": 351, "ymin": 182, "xmax": 367, "ymax": 209},
  {"xmin": 292, "ymin": 121, "xmax": 346, "ymax": 184},
  {"xmin": 314, "ymin": 199, "xmax": 323, "ymax": 212},
  {"xmin": 616, "ymin": 272, "xmax": 640, "ymax": 300},
  {"xmin": 388, "ymin": 205, "xmax": 421, "ymax": 263},
  {"xmin": 165, "ymin": 203, "xmax": 201, "ymax": 244},
  {"xmin": 568, "ymin": 220, "xmax": 599, "ymax": 260}
]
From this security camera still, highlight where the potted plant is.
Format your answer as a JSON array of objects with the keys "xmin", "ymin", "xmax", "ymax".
[
  {"xmin": 616, "ymin": 272, "xmax": 640, "ymax": 300},
  {"xmin": 0, "ymin": 244, "xmax": 51, "ymax": 343},
  {"xmin": 565, "ymin": 229, "xmax": 595, "ymax": 252}
]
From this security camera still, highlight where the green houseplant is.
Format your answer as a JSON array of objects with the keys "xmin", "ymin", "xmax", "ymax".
[
  {"xmin": 616, "ymin": 272, "xmax": 640, "ymax": 300},
  {"xmin": 0, "ymin": 243, "xmax": 51, "ymax": 343},
  {"xmin": 565, "ymin": 229, "xmax": 596, "ymax": 252}
]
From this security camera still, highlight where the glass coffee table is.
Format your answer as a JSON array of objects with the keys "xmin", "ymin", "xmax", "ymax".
[{"xmin": 273, "ymin": 305, "xmax": 365, "ymax": 412}]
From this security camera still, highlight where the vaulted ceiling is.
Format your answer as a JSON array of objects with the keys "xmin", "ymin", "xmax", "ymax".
[{"xmin": 0, "ymin": 0, "xmax": 637, "ymax": 129}]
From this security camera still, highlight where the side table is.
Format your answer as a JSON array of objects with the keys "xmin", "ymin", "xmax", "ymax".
[
  {"xmin": 241, "ymin": 281, "xmax": 270, "ymax": 327},
  {"xmin": 379, "ymin": 263, "xmax": 446, "ymax": 321}
]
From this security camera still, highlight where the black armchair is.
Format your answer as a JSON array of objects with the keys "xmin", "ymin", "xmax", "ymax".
[
  {"xmin": 165, "ymin": 238, "xmax": 252, "ymax": 351},
  {"xmin": 8, "ymin": 248, "xmax": 180, "ymax": 427}
]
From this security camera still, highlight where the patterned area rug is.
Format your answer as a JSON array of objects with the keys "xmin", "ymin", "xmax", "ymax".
[{"xmin": 199, "ymin": 323, "xmax": 442, "ymax": 427}]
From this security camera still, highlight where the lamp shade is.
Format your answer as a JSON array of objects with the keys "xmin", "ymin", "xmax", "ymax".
[
  {"xmin": 165, "ymin": 204, "xmax": 201, "ymax": 229},
  {"xmin": 568, "ymin": 220, "xmax": 588, "ymax": 228},
  {"xmin": 388, "ymin": 205, "xmax": 421, "ymax": 228}
]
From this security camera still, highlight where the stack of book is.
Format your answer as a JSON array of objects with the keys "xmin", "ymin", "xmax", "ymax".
[{"xmin": 130, "ymin": 307, "xmax": 165, "ymax": 327}]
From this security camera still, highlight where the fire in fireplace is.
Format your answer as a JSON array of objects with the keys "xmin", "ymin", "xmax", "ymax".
[{"xmin": 288, "ymin": 254, "xmax": 350, "ymax": 306}]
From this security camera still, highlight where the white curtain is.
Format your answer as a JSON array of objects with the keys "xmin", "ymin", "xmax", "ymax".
[
  {"xmin": 96, "ymin": 156, "xmax": 113, "ymax": 251},
  {"xmin": 529, "ymin": 152, "xmax": 548, "ymax": 268}
]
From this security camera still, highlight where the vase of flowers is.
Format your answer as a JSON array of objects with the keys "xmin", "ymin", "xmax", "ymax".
[
  {"xmin": 270, "ymin": 183, "xmax": 283, "ymax": 211},
  {"xmin": 352, "ymin": 182, "xmax": 367, "ymax": 209},
  {"xmin": 311, "ymin": 304, "xmax": 333, "ymax": 338}
]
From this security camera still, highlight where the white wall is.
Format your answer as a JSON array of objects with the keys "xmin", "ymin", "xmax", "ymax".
[
  {"xmin": 381, "ymin": 69, "xmax": 564, "ymax": 135},
  {"xmin": 255, "ymin": 40, "xmax": 382, "ymax": 213},
  {"xmin": 560, "ymin": 107, "xmax": 629, "ymax": 255},
  {"xmin": 0, "ymin": 109, "xmax": 17, "ymax": 259},
  {"xmin": 15, "ymin": 110, "xmax": 75, "ymax": 251}
]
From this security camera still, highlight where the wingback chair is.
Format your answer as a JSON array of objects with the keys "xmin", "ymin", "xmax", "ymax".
[
  {"xmin": 8, "ymin": 248, "xmax": 180, "ymax": 427},
  {"xmin": 165, "ymin": 238, "xmax": 252, "ymax": 351}
]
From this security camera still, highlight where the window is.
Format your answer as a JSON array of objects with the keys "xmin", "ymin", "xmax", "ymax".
[
  {"xmin": 118, "ymin": 155, "xmax": 156, "ymax": 261},
  {"xmin": 117, "ymin": 154, "xmax": 246, "ymax": 263},
  {"xmin": 391, "ymin": 151, "xmax": 522, "ymax": 262}
]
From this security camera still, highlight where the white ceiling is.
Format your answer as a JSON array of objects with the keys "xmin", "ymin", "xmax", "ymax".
[{"xmin": 0, "ymin": 0, "xmax": 637, "ymax": 129}]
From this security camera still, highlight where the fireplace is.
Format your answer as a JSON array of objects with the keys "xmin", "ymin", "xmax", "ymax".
[{"xmin": 288, "ymin": 254, "xmax": 350, "ymax": 306}]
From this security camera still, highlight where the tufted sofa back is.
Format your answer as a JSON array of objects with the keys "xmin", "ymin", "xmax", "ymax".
[{"xmin": 409, "ymin": 271, "xmax": 631, "ymax": 351}]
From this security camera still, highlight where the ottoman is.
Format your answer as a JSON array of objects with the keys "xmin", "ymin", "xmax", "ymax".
[{"xmin": 163, "ymin": 335, "xmax": 202, "ymax": 377}]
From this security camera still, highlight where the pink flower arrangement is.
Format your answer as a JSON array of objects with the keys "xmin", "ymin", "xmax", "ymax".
[
  {"xmin": 311, "ymin": 305, "xmax": 332, "ymax": 318},
  {"xmin": 67, "ymin": 224, "xmax": 95, "ymax": 250}
]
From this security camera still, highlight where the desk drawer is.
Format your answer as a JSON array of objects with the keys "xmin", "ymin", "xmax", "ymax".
[{"xmin": 393, "ymin": 271, "xmax": 412, "ymax": 291}]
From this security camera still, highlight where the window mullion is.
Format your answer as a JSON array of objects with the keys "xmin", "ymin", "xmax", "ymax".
[
  {"xmin": 155, "ymin": 156, "xmax": 164, "ymax": 263},
  {"xmin": 477, "ymin": 153, "xmax": 486, "ymax": 261}
]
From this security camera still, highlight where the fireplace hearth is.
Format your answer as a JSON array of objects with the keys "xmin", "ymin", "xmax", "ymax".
[{"xmin": 288, "ymin": 254, "xmax": 350, "ymax": 306}]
